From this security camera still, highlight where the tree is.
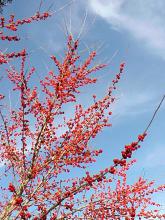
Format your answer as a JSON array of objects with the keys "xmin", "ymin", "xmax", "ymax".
[{"xmin": 0, "ymin": 2, "xmax": 165, "ymax": 220}]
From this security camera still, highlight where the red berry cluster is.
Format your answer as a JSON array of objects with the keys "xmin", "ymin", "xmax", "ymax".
[
  {"xmin": 18, "ymin": 205, "xmax": 31, "ymax": 219},
  {"xmin": 109, "ymin": 62, "xmax": 125, "ymax": 94},
  {"xmin": 121, "ymin": 133, "xmax": 147, "ymax": 160},
  {"xmin": 8, "ymin": 183, "xmax": 15, "ymax": 192},
  {"xmin": 0, "ymin": 34, "xmax": 19, "ymax": 41},
  {"xmin": 113, "ymin": 158, "xmax": 126, "ymax": 167},
  {"xmin": 0, "ymin": 49, "xmax": 26, "ymax": 65},
  {"xmin": 65, "ymin": 202, "xmax": 74, "ymax": 211},
  {"xmin": 15, "ymin": 197, "xmax": 23, "ymax": 205},
  {"xmin": 19, "ymin": 210, "xmax": 31, "ymax": 219},
  {"xmin": 0, "ymin": 12, "xmax": 51, "ymax": 30}
]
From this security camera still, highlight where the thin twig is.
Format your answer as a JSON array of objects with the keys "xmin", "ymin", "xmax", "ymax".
[
  {"xmin": 144, "ymin": 94, "xmax": 165, "ymax": 133},
  {"xmin": 38, "ymin": 0, "xmax": 44, "ymax": 12},
  {"xmin": 51, "ymin": 0, "xmax": 76, "ymax": 15},
  {"xmin": 77, "ymin": 9, "xmax": 88, "ymax": 40}
]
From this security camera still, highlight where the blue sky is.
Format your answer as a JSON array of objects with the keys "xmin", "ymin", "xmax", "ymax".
[{"xmin": 1, "ymin": 0, "xmax": 165, "ymax": 208}]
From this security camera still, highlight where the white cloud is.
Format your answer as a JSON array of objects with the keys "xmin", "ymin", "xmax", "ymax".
[
  {"xmin": 111, "ymin": 91, "xmax": 156, "ymax": 118},
  {"xmin": 88, "ymin": 0, "xmax": 165, "ymax": 59}
]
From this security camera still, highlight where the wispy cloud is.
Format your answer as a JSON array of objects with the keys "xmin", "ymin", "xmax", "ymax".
[
  {"xmin": 88, "ymin": 0, "xmax": 165, "ymax": 59},
  {"xmin": 111, "ymin": 91, "xmax": 156, "ymax": 119}
]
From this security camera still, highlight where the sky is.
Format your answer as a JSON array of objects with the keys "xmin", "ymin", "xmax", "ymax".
[{"xmin": 1, "ymin": 0, "xmax": 165, "ymax": 209}]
